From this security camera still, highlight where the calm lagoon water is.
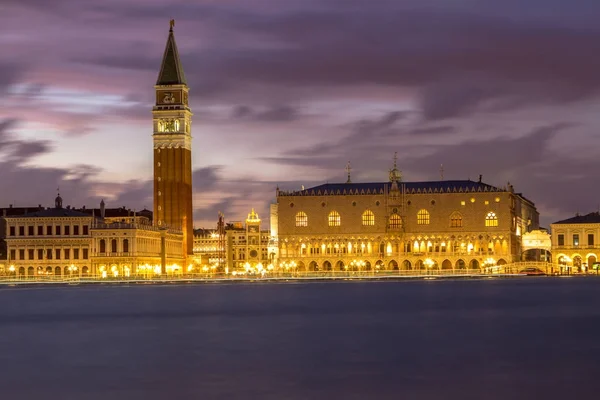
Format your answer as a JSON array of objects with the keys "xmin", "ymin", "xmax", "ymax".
[{"xmin": 1, "ymin": 278, "xmax": 600, "ymax": 399}]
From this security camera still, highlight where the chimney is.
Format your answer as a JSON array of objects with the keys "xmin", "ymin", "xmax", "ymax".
[
  {"xmin": 38, "ymin": 204, "xmax": 42, "ymax": 210},
  {"xmin": 9, "ymin": 204, "xmax": 12, "ymax": 208},
  {"xmin": 478, "ymin": 174, "xmax": 482, "ymax": 183}
]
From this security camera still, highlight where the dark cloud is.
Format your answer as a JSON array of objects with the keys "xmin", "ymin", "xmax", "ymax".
[
  {"xmin": 0, "ymin": 119, "xmax": 53, "ymax": 162},
  {"xmin": 231, "ymin": 105, "xmax": 299, "ymax": 122},
  {"xmin": 192, "ymin": 166, "xmax": 222, "ymax": 192},
  {"xmin": 409, "ymin": 126, "xmax": 456, "ymax": 135}
]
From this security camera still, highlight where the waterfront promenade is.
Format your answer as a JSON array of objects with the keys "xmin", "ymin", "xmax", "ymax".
[{"xmin": 0, "ymin": 262, "xmax": 593, "ymax": 286}]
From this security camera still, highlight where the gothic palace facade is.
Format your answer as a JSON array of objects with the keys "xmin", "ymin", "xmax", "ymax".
[{"xmin": 274, "ymin": 163, "xmax": 539, "ymax": 271}]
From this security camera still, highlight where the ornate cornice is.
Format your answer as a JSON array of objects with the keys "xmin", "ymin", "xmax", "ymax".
[{"xmin": 152, "ymin": 134, "xmax": 192, "ymax": 151}]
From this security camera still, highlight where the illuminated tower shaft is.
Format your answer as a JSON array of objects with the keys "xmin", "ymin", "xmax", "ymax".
[{"xmin": 152, "ymin": 21, "xmax": 194, "ymax": 255}]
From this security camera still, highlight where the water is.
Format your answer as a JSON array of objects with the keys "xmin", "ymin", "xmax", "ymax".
[{"xmin": 1, "ymin": 278, "xmax": 600, "ymax": 399}]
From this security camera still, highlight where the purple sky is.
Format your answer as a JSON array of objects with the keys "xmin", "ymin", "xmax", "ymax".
[{"xmin": 2, "ymin": 0, "xmax": 600, "ymax": 228}]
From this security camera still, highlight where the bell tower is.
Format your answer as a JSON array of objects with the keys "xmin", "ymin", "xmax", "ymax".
[{"xmin": 152, "ymin": 20, "xmax": 194, "ymax": 256}]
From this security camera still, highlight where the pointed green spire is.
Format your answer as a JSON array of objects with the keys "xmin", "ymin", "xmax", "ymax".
[{"xmin": 156, "ymin": 20, "xmax": 187, "ymax": 85}]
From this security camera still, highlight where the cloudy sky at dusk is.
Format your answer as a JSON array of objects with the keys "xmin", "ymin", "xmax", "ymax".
[{"xmin": 2, "ymin": 0, "xmax": 600, "ymax": 228}]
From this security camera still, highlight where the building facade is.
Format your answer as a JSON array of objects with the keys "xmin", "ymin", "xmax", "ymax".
[
  {"xmin": 91, "ymin": 221, "xmax": 185, "ymax": 277},
  {"xmin": 275, "ymin": 163, "xmax": 539, "ymax": 272},
  {"xmin": 551, "ymin": 212, "xmax": 600, "ymax": 272},
  {"xmin": 152, "ymin": 21, "xmax": 194, "ymax": 256},
  {"xmin": 2, "ymin": 195, "xmax": 94, "ymax": 277}
]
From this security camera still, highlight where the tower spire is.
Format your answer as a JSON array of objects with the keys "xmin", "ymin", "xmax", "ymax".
[{"xmin": 157, "ymin": 20, "xmax": 186, "ymax": 85}]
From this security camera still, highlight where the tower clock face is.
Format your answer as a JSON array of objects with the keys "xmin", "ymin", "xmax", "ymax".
[{"xmin": 157, "ymin": 90, "xmax": 180, "ymax": 104}]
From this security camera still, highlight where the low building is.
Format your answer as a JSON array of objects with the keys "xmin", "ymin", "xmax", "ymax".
[
  {"xmin": 551, "ymin": 212, "xmax": 600, "ymax": 272},
  {"xmin": 91, "ymin": 221, "xmax": 185, "ymax": 277}
]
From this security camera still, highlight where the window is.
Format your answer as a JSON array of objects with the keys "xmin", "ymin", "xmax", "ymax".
[
  {"xmin": 558, "ymin": 234, "xmax": 565, "ymax": 246},
  {"xmin": 28, "ymin": 249, "xmax": 34, "ymax": 260},
  {"xmin": 99, "ymin": 239, "xmax": 106, "ymax": 253},
  {"xmin": 37, "ymin": 249, "xmax": 43, "ymax": 260},
  {"xmin": 588, "ymin": 234, "xmax": 594, "ymax": 247},
  {"xmin": 83, "ymin": 249, "xmax": 88, "ymax": 259},
  {"xmin": 19, "ymin": 249, "xmax": 25, "ymax": 260},
  {"xmin": 388, "ymin": 213, "xmax": 402, "ymax": 229},
  {"xmin": 485, "ymin": 212, "xmax": 498, "ymax": 227},
  {"xmin": 295, "ymin": 212, "xmax": 308, "ymax": 227},
  {"xmin": 28, "ymin": 226, "xmax": 34, "ymax": 236},
  {"xmin": 65, "ymin": 226, "xmax": 70, "ymax": 235},
  {"xmin": 328, "ymin": 211, "xmax": 341, "ymax": 227},
  {"xmin": 573, "ymin": 234, "xmax": 580, "ymax": 247},
  {"xmin": 74, "ymin": 225, "xmax": 80, "ymax": 235},
  {"xmin": 55, "ymin": 226, "xmax": 61, "ymax": 235},
  {"xmin": 111, "ymin": 239, "xmax": 117, "ymax": 253},
  {"xmin": 46, "ymin": 226, "xmax": 52, "ymax": 235},
  {"xmin": 74, "ymin": 249, "xmax": 80, "ymax": 259},
  {"xmin": 19, "ymin": 226, "xmax": 24, "ymax": 236},
  {"xmin": 10, "ymin": 249, "xmax": 15, "ymax": 260},
  {"xmin": 123, "ymin": 239, "xmax": 129, "ymax": 253},
  {"xmin": 83, "ymin": 225, "xmax": 89, "ymax": 235},
  {"xmin": 362, "ymin": 210, "xmax": 375, "ymax": 226},
  {"xmin": 46, "ymin": 249, "xmax": 52, "ymax": 260},
  {"xmin": 417, "ymin": 209, "xmax": 430, "ymax": 225},
  {"xmin": 450, "ymin": 212, "xmax": 463, "ymax": 228},
  {"xmin": 55, "ymin": 249, "xmax": 61, "ymax": 260},
  {"xmin": 9, "ymin": 226, "xmax": 15, "ymax": 236},
  {"xmin": 38, "ymin": 225, "xmax": 43, "ymax": 235},
  {"xmin": 64, "ymin": 249, "xmax": 70, "ymax": 260}
]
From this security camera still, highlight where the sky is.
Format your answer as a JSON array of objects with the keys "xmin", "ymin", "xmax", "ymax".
[{"xmin": 1, "ymin": 0, "xmax": 600, "ymax": 229}]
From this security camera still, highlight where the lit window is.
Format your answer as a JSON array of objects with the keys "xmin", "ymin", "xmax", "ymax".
[
  {"xmin": 389, "ymin": 213, "xmax": 402, "ymax": 229},
  {"xmin": 450, "ymin": 212, "xmax": 462, "ymax": 228},
  {"xmin": 461, "ymin": 201, "xmax": 466, "ymax": 206},
  {"xmin": 328, "ymin": 211, "xmax": 341, "ymax": 227},
  {"xmin": 485, "ymin": 211, "xmax": 498, "ymax": 227},
  {"xmin": 362, "ymin": 210, "xmax": 375, "ymax": 226},
  {"xmin": 295, "ymin": 212, "xmax": 308, "ymax": 227},
  {"xmin": 417, "ymin": 209, "xmax": 430, "ymax": 225}
]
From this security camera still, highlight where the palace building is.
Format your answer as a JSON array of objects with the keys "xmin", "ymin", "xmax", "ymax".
[
  {"xmin": 274, "ymin": 158, "xmax": 539, "ymax": 272},
  {"xmin": 551, "ymin": 212, "xmax": 600, "ymax": 272},
  {"xmin": 152, "ymin": 20, "xmax": 194, "ymax": 256}
]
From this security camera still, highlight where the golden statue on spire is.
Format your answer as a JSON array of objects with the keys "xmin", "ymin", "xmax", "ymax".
[{"xmin": 170, "ymin": 19, "xmax": 175, "ymax": 31}]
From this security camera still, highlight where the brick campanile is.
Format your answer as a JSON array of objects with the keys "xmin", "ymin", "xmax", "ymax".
[{"xmin": 152, "ymin": 20, "xmax": 194, "ymax": 256}]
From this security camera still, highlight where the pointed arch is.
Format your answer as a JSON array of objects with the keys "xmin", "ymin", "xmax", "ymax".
[
  {"xmin": 450, "ymin": 211, "xmax": 463, "ymax": 228},
  {"xmin": 328, "ymin": 211, "xmax": 341, "ymax": 227},
  {"xmin": 295, "ymin": 212, "xmax": 308, "ymax": 227},
  {"xmin": 485, "ymin": 211, "xmax": 498, "ymax": 227},
  {"xmin": 388, "ymin": 213, "xmax": 402, "ymax": 229},
  {"xmin": 362, "ymin": 210, "xmax": 375, "ymax": 226},
  {"xmin": 417, "ymin": 209, "xmax": 430, "ymax": 225}
]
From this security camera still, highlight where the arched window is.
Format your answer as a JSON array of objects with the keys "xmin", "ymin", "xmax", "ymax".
[
  {"xmin": 450, "ymin": 212, "xmax": 463, "ymax": 228},
  {"xmin": 417, "ymin": 209, "xmax": 430, "ymax": 225},
  {"xmin": 123, "ymin": 239, "xmax": 129, "ymax": 253},
  {"xmin": 295, "ymin": 212, "xmax": 308, "ymax": 227},
  {"xmin": 389, "ymin": 213, "xmax": 402, "ymax": 229},
  {"xmin": 328, "ymin": 211, "xmax": 341, "ymax": 227},
  {"xmin": 362, "ymin": 210, "xmax": 375, "ymax": 226},
  {"xmin": 111, "ymin": 239, "xmax": 117, "ymax": 253},
  {"xmin": 485, "ymin": 211, "xmax": 498, "ymax": 227},
  {"xmin": 99, "ymin": 239, "xmax": 106, "ymax": 253}
]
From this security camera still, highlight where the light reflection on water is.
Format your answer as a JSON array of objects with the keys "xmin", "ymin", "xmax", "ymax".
[{"xmin": 1, "ymin": 278, "xmax": 600, "ymax": 400}]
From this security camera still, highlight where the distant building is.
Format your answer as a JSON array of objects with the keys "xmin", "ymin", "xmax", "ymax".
[
  {"xmin": 275, "ymin": 157, "xmax": 539, "ymax": 272},
  {"xmin": 192, "ymin": 209, "xmax": 272, "ymax": 272},
  {"xmin": 551, "ymin": 212, "xmax": 600, "ymax": 272}
]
